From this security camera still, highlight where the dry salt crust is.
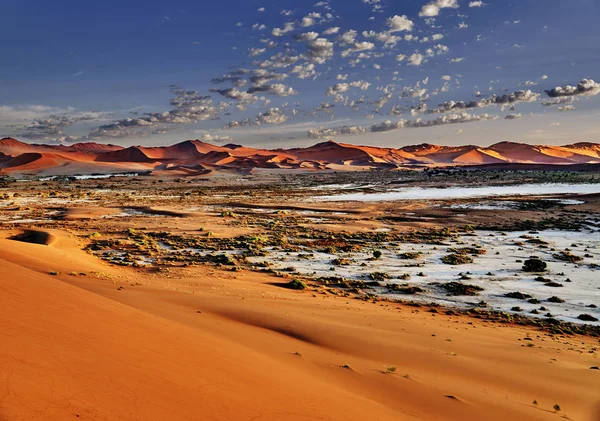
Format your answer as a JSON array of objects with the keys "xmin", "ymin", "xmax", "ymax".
[
  {"xmin": 247, "ymin": 229, "xmax": 600, "ymax": 325},
  {"xmin": 447, "ymin": 199, "xmax": 586, "ymax": 211},
  {"xmin": 37, "ymin": 173, "xmax": 141, "ymax": 181},
  {"xmin": 314, "ymin": 183, "xmax": 600, "ymax": 202}
]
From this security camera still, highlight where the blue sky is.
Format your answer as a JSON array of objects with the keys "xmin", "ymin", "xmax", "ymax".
[{"xmin": 2, "ymin": 0, "xmax": 600, "ymax": 147}]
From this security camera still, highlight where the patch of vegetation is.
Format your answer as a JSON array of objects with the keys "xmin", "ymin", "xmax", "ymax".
[
  {"xmin": 544, "ymin": 281, "xmax": 563, "ymax": 288},
  {"xmin": 440, "ymin": 282, "xmax": 484, "ymax": 296},
  {"xmin": 441, "ymin": 253, "xmax": 473, "ymax": 265},
  {"xmin": 398, "ymin": 251, "xmax": 422, "ymax": 259},
  {"xmin": 369, "ymin": 272, "xmax": 391, "ymax": 281},
  {"xmin": 553, "ymin": 251, "xmax": 584, "ymax": 263},
  {"xmin": 578, "ymin": 314, "xmax": 598, "ymax": 322},
  {"xmin": 284, "ymin": 279, "xmax": 308, "ymax": 290},
  {"xmin": 505, "ymin": 292, "xmax": 532, "ymax": 300},
  {"xmin": 220, "ymin": 211, "xmax": 238, "ymax": 217},
  {"xmin": 547, "ymin": 296, "xmax": 565, "ymax": 303},
  {"xmin": 522, "ymin": 258, "xmax": 547, "ymax": 272},
  {"xmin": 387, "ymin": 284, "xmax": 423, "ymax": 294},
  {"xmin": 212, "ymin": 254, "xmax": 236, "ymax": 266},
  {"xmin": 448, "ymin": 247, "xmax": 487, "ymax": 256},
  {"xmin": 332, "ymin": 257, "xmax": 352, "ymax": 266}
]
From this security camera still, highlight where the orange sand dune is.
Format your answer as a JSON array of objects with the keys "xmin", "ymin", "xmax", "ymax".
[
  {"xmin": 284, "ymin": 140, "xmax": 379, "ymax": 164},
  {"xmin": 487, "ymin": 141, "xmax": 589, "ymax": 164},
  {"xmin": 0, "ymin": 152, "xmax": 76, "ymax": 171},
  {"xmin": 139, "ymin": 140, "xmax": 205, "ymax": 160},
  {"xmin": 0, "ymin": 255, "xmax": 395, "ymax": 420},
  {"xmin": 451, "ymin": 148, "xmax": 509, "ymax": 164},
  {"xmin": 0, "ymin": 137, "xmax": 40, "ymax": 155},
  {"xmin": 2, "ymin": 137, "xmax": 600, "ymax": 174},
  {"xmin": 563, "ymin": 142, "xmax": 600, "ymax": 158},
  {"xmin": 94, "ymin": 146, "xmax": 156, "ymax": 163},
  {"xmin": 55, "ymin": 142, "xmax": 124, "ymax": 154},
  {"xmin": 1, "ymin": 229, "xmax": 598, "ymax": 420}
]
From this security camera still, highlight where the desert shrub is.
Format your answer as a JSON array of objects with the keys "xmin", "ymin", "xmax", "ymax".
[
  {"xmin": 369, "ymin": 272, "xmax": 391, "ymax": 281},
  {"xmin": 441, "ymin": 254, "xmax": 473, "ymax": 265},
  {"xmin": 505, "ymin": 292, "xmax": 532, "ymax": 300},
  {"xmin": 398, "ymin": 252, "xmax": 422, "ymax": 259},
  {"xmin": 387, "ymin": 284, "xmax": 423, "ymax": 294},
  {"xmin": 285, "ymin": 279, "xmax": 307, "ymax": 290},
  {"xmin": 332, "ymin": 258, "xmax": 352, "ymax": 266},
  {"xmin": 553, "ymin": 251, "xmax": 583, "ymax": 263},
  {"xmin": 448, "ymin": 247, "xmax": 487, "ymax": 256},
  {"xmin": 212, "ymin": 254, "xmax": 236, "ymax": 265},
  {"xmin": 440, "ymin": 282, "xmax": 484, "ymax": 296},
  {"xmin": 523, "ymin": 258, "xmax": 547, "ymax": 272}
]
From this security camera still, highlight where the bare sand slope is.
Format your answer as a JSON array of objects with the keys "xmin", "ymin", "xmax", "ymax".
[
  {"xmin": 1, "ymin": 229, "xmax": 599, "ymax": 421},
  {"xmin": 0, "ymin": 243, "xmax": 403, "ymax": 420}
]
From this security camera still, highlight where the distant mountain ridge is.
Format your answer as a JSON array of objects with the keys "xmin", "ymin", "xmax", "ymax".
[{"xmin": 1, "ymin": 137, "xmax": 599, "ymax": 175}]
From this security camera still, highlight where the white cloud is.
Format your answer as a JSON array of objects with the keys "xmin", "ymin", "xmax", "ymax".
[
  {"xmin": 349, "ymin": 80, "xmax": 371, "ymax": 90},
  {"xmin": 295, "ymin": 32, "xmax": 319, "ymax": 41},
  {"xmin": 387, "ymin": 15, "xmax": 414, "ymax": 32},
  {"xmin": 290, "ymin": 63, "xmax": 316, "ymax": 79},
  {"xmin": 249, "ymin": 47, "xmax": 266, "ymax": 57},
  {"xmin": 325, "ymin": 83, "xmax": 350, "ymax": 96},
  {"xmin": 341, "ymin": 41, "xmax": 375, "ymax": 57},
  {"xmin": 429, "ymin": 89, "xmax": 541, "ymax": 114},
  {"xmin": 301, "ymin": 12, "xmax": 322, "ymax": 27},
  {"xmin": 200, "ymin": 133, "xmax": 233, "ymax": 143},
  {"xmin": 307, "ymin": 37, "xmax": 334, "ymax": 63},
  {"xmin": 419, "ymin": 0, "xmax": 459, "ymax": 17},
  {"xmin": 339, "ymin": 29, "xmax": 358, "ymax": 44},
  {"xmin": 545, "ymin": 79, "xmax": 600, "ymax": 98},
  {"xmin": 323, "ymin": 27, "xmax": 340, "ymax": 35},
  {"xmin": 505, "ymin": 113, "xmax": 522, "ymax": 119},
  {"xmin": 558, "ymin": 105, "xmax": 576, "ymax": 112},
  {"xmin": 308, "ymin": 125, "xmax": 367, "ymax": 138},
  {"xmin": 409, "ymin": 52, "xmax": 425, "ymax": 66},
  {"xmin": 272, "ymin": 22, "xmax": 295, "ymax": 37}
]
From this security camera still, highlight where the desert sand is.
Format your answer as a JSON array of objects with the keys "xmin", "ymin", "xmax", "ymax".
[
  {"xmin": 1, "ymin": 229, "xmax": 599, "ymax": 421},
  {"xmin": 1, "ymin": 175, "xmax": 600, "ymax": 421}
]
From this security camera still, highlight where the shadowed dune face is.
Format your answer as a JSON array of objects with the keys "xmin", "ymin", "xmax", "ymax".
[
  {"xmin": 9, "ymin": 229, "xmax": 57, "ymax": 245},
  {"xmin": 1, "ymin": 137, "xmax": 600, "ymax": 174}
]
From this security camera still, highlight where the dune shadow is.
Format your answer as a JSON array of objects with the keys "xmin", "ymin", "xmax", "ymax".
[{"xmin": 9, "ymin": 229, "xmax": 56, "ymax": 246}]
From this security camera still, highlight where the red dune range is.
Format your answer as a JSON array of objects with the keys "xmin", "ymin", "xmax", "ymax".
[{"xmin": 1, "ymin": 137, "xmax": 599, "ymax": 174}]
